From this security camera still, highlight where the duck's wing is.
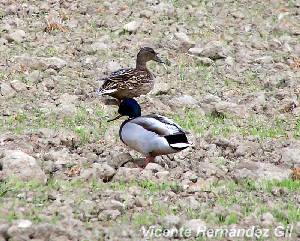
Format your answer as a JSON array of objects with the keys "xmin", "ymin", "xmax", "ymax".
[
  {"xmin": 131, "ymin": 114, "xmax": 188, "ymax": 136},
  {"xmin": 96, "ymin": 68, "xmax": 134, "ymax": 95},
  {"xmin": 130, "ymin": 115, "xmax": 191, "ymax": 149},
  {"xmin": 146, "ymin": 114, "xmax": 189, "ymax": 134},
  {"xmin": 109, "ymin": 68, "xmax": 133, "ymax": 79}
]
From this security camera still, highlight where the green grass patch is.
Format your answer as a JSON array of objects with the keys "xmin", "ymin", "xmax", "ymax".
[
  {"xmin": 174, "ymin": 109, "xmax": 295, "ymax": 139},
  {"xmin": 264, "ymin": 179, "xmax": 300, "ymax": 192},
  {"xmin": 0, "ymin": 105, "xmax": 109, "ymax": 145},
  {"xmin": 271, "ymin": 202, "xmax": 300, "ymax": 225},
  {"xmin": 132, "ymin": 212, "xmax": 157, "ymax": 227}
]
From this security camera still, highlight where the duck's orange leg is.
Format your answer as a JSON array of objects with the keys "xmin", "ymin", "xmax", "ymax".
[{"xmin": 139, "ymin": 156, "xmax": 155, "ymax": 169}]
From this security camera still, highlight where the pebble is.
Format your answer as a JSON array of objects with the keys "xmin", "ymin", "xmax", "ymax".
[
  {"xmin": 0, "ymin": 150, "xmax": 47, "ymax": 184},
  {"xmin": 160, "ymin": 215, "xmax": 181, "ymax": 229},
  {"xmin": 0, "ymin": 83, "xmax": 16, "ymax": 98},
  {"xmin": 200, "ymin": 41, "xmax": 227, "ymax": 60},
  {"xmin": 14, "ymin": 56, "xmax": 67, "ymax": 70},
  {"xmin": 139, "ymin": 10, "xmax": 152, "ymax": 18},
  {"xmin": 124, "ymin": 21, "xmax": 141, "ymax": 33},
  {"xmin": 174, "ymin": 32, "xmax": 195, "ymax": 48},
  {"xmin": 260, "ymin": 212, "xmax": 275, "ymax": 226},
  {"xmin": 10, "ymin": 80, "xmax": 27, "ymax": 92},
  {"xmin": 182, "ymin": 219, "xmax": 206, "ymax": 236},
  {"xmin": 93, "ymin": 163, "xmax": 116, "ymax": 181},
  {"xmin": 98, "ymin": 209, "xmax": 121, "ymax": 221},
  {"xmin": 5, "ymin": 29, "xmax": 26, "ymax": 43}
]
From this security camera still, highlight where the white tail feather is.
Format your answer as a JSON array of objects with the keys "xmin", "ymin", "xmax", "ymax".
[
  {"xmin": 170, "ymin": 143, "xmax": 191, "ymax": 148},
  {"xmin": 96, "ymin": 89, "xmax": 117, "ymax": 96}
]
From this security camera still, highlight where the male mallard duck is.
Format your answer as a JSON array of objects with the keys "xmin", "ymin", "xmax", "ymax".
[
  {"xmin": 109, "ymin": 98, "xmax": 192, "ymax": 167},
  {"xmin": 96, "ymin": 47, "xmax": 164, "ymax": 101}
]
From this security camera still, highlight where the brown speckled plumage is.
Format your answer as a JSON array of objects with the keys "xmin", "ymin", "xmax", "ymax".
[{"xmin": 97, "ymin": 47, "xmax": 163, "ymax": 100}]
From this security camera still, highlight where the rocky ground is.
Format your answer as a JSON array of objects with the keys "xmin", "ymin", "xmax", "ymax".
[{"xmin": 0, "ymin": 0, "xmax": 300, "ymax": 240}]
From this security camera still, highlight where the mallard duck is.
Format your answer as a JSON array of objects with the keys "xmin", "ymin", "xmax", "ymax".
[
  {"xmin": 96, "ymin": 47, "xmax": 164, "ymax": 101},
  {"xmin": 109, "ymin": 98, "xmax": 192, "ymax": 168}
]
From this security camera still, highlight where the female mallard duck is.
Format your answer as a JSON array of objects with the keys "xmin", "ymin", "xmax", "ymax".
[
  {"xmin": 109, "ymin": 98, "xmax": 192, "ymax": 168},
  {"xmin": 96, "ymin": 47, "xmax": 164, "ymax": 101}
]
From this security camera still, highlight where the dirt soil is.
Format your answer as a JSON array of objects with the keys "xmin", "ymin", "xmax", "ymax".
[{"xmin": 0, "ymin": 0, "xmax": 300, "ymax": 240}]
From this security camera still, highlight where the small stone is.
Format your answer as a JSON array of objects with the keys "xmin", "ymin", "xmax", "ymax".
[
  {"xmin": 90, "ymin": 42, "xmax": 109, "ymax": 52},
  {"xmin": 182, "ymin": 171, "xmax": 198, "ymax": 182},
  {"xmin": 261, "ymin": 212, "xmax": 275, "ymax": 226},
  {"xmin": 234, "ymin": 161, "xmax": 291, "ymax": 182},
  {"xmin": 17, "ymin": 220, "xmax": 32, "ymax": 229},
  {"xmin": 151, "ymin": 81, "xmax": 170, "ymax": 95},
  {"xmin": 103, "ymin": 200, "xmax": 124, "ymax": 211},
  {"xmin": 83, "ymin": 56, "xmax": 97, "ymax": 66},
  {"xmin": 184, "ymin": 196, "xmax": 200, "ymax": 209},
  {"xmin": 200, "ymin": 41, "xmax": 227, "ymax": 60},
  {"xmin": 42, "ymin": 57, "xmax": 67, "ymax": 70},
  {"xmin": 7, "ymin": 219, "xmax": 34, "ymax": 240},
  {"xmin": 182, "ymin": 219, "xmax": 206, "ymax": 237},
  {"xmin": 44, "ymin": 149, "xmax": 71, "ymax": 166},
  {"xmin": 93, "ymin": 163, "xmax": 116, "ymax": 181},
  {"xmin": 152, "ymin": 2, "xmax": 175, "ymax": 17},
  {"xmin": 113, "ymin": 167, "xmax": 140, "ymax": 182},
  {"xmin": 55, "ymin": 93, "xmax": 78, "ymax": 118},
  {"xmin": 202, "ymin": 94, "xmax": 222, "ymax": 104},
  {"xmin": 135, "ymin": 196, "xmax": 147, "ymax": 207},
  {"xmin": 160, "ymin": 215, "xmax": 181, "ymax": 229},
  {"xmin": 174, "ymin": 32, "xmax": 195, "ymax": 48},
  {"xmin": 14, "ymin": 56, "xmax": 67, "ymax": 70},
  {"xmin": 214, "ymin": 101, "xmax": 247, "ymax": 118},
  {"xmin": 255, "ymin": 56, "xmax": 273, "ymax": 64},
  {"xmin": 10, "ymin": 80, "xmax": 27, "ymax": 92},
  {"xmin": 55, "ymin": 104, "xmax": 76, "ymax": 118},
  {"xmin": 0, "ymin": 82, "xmax": 16, "ymax": 98},
  {"xmin": 0, "ymin": 223, "xmax": 9, "ymax": 239},
  {"xmin": 225, "ymin": 56, "xmax": 234, "ymax": 66},
  {"xmin": 140, "ymin": 169, "xmax": 154, "ymax": 179},
  {"xmin": 5, "ymin": 29, "xmax": 26, "ymax": 43},
  {"xmin": 196, "ymin": 57, "xmax": 214, "ymax": 66},
  {"xmin": 40, "ymin": 2, "xmax": 50, "ymax": 11},
  {"xmin": 155, "ymin": 171, "xmax": 170, "ymax": 179},
  {"xmin": 281, "ymin": 147, "xmax": 300, "ymax": 167},
  {"xmin": 231, "ymin": 11, "xmax": 244, "ymax": 19},
  {"xmin": 187, "ymin": 180, "xmax": 211, "ymax": 193},
  {"xmin": 290, "ymin": 27, "xmax": 300, "ymax": 36},
  {"xmin": 27, "ymin": 70, "xmax": 41, "ymax": 83},
  {"xmin": 0, "ymin": 38, "xmax": 8, "ymax": 46},
  {"xmin": 140, "ymin": 10, "xmax": 152, "ymax": 18},
  {"xmin": 67, "ymin": 19, "xmax": 79, "ymax": 29},
  {"xmin": 188, "ymin": 47, "xmax": 203, "ymax": 56},
  {"xmin": 145, "ymin": 163, "xmax": 164, "ymax": 172},
  {"xmin": 0, "ymin": 150, "xmax": 47, "ymax": 184},
  {"xmin": 80, "ymin": 168, "xmax": 95, "ymax": 181},
  {"xmin": 189, "ymin": 174, "xmax": 198, "ymax": 183},
  {"xmin": 295, "ymin": 222, "xmax": 300, "ymax": 235},
  {"xmin": 58, "ymin": 93, "xmax": 78, "ymax": 105},
  {"xmin": 124, "ymin": 21, "xmax": 141, "ymax": 33},
  {"xmin": 106, "ymin": 61, "xmax": 122, "ymax": 73},
  {"xmin": 171, "ymin": 95, "xmax": 198, "ymax": 108},
  {"xmin": 106, "ymin": 152, "xmax": 133, "ymax": 169},
  {"xmin": 98, "ymin": 209, "xmax": 121, "ymax": 221}
]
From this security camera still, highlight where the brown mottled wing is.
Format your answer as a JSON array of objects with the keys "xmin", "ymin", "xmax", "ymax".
[
  {"xmin": 97, "ymin": 68, "xmax": 153, "ymax": 95},
  {"xmin": 98, "ymin": 68, "xmax": 134, "ymax": 93}
]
